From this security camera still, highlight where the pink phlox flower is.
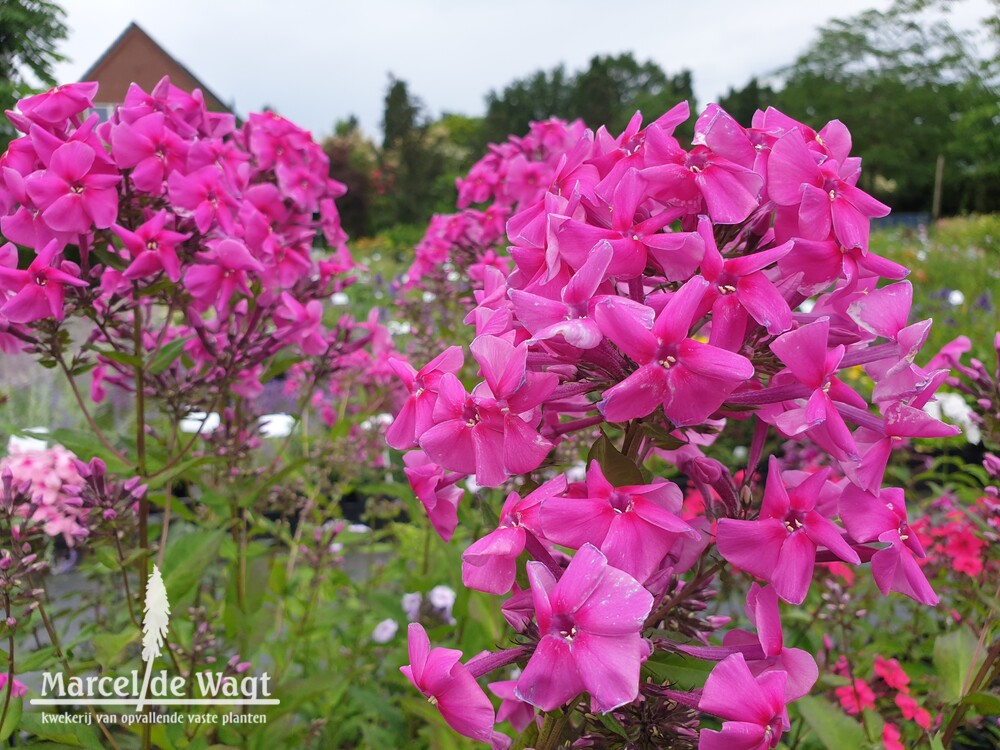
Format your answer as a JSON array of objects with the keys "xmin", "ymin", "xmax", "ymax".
[
  {"xmin": 717, "ymin": 457, "xmax": 860, "ymax": 604},
  {"xmin": 767, "ymin": 126, "xmax": 889, "ymax": 250},
  {"xmin": 768, "ymin": 318, "xmax": 866, "ymax": 458},
  {"xmin": 848, "ymin": 401, "xmax": 960, "ymax": 492},
  {"xmin": 883, "ymin": 722, "xmax": 905, "ymax": 750},
  {"xmin": 515, "ymin": 543, "xmax": 653, "ymax": 712},
  {"xmin": 695, "ymin": 215, "xmax": 793, "ymax": 349},
  {"xmin": 835, "ymin": 678, "xmax": 876, "ymax": 715},
  {"xmin": 276, "ymin": 292, "xmax": 327, "ymax": 356},
  {"xmin": 400, "ymin": 624, "xmax": 511, "ymax": 749},
  {"xmin": 488, "ymin": 679, "xmax": 536, "ymax": 733},
  {"xmin": 540, "ymin": 461, "xmax": 696, "ymax": 583},
  {"xmin": 839, "ymin": 485, "xmax": 938, "ymax": 605},
  {"xmin": 509, "ymin": 239, "xmax": 614, "ymax": 349},
  {"xmin": 894, "ymin": 692, "xmax": 932, "ymax": 729},
  {"xmin": 463, "ymin": 475, "xmax": 567, "ymax": 594},
  {"xmin": 554, "ymin": 167, "xmax": 676, "ymax": 279},
  {"xmin": 418, "ymin": 337, "xmax": 557, "ymax": 487},
  {"xmin": 0, "ymin": 673, "xmax": 28, "ymax": 699},
  {"xmin": 721, "ymin": 584, "xmax": 818, "ymax": 700},
  {"xmin": 402, "ymin": 450, "xmax": 464, "ymax": 542},
  {"xmin": 113, "ymin": 210, "xmax": 190, "ymax": 282},
  {"xmin": 596, "ymin": 276, "xmax": 755, "ymax": 425},
  {"xmin": 697, "ymin": 652, "xmax": 789, "ymax": 750},
  {"xmin": 110, "ymin": 111, "xmax": 189, "ymax": 192},
  {"xmin": 16, "ymin": 82, "xmax": 99, "ymax": 126},
  {"xmin": 183, "ymin": 238, "xmax": 265, "ymax": 312},
  {"xmin": 166, "ymin": 165, "xmax": 238, "ymax": 233},
  {"xmin": 25, "ymin": 140, "xmax": 120, "ymax": 234},
  {"xmin": 0, "ymin": 239, "xmax": 88, "ymax": 323},
  {"xmin": 641, "ymin": 133, "xmax": 764, "ymax": 224},
  {"xmin": 873, "ymin": 656, "xmax": 910, "ymax": 691},
  {"xmin": 385, "ymin": 346, "xmax": 464, "ymax": 450}
]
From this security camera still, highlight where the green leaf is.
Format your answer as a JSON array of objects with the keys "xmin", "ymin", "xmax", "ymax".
[
  {"xmin": 18, "ymin": 645, "xmax": 56, "ymax": 672},
  {"xmin": 240, "ymin": 457, "xmax": 308, "ymax": 508},
  {"xmin": 93, "ymin": 626, "xmax": 139, "ymax": 668},
  {"xmin": 962, "ymin": 690, "xmax": 1000, "ymax": 715},
  {"xmin": 0, "ymin": 696, "xmax": 22, "ymax": 742},
  {"xmin": 642, "ymin": 653, "xmax": 713, "ymax": 690},
  {"xmin": 587, "ymin": 432, "xmax": 642, "ymax": 487},
  {"xmin": 146, "ymin": 455, "xmax": 223, "ymax": 491},
  {"xmin": 17, "ymin": 713, "xmax": 103, "ymax": 749},
  {"xmin": 148, "ymin": 336, "xmax": 193, "ymax": 374},
  {"xmin": 933, "ymin": 629, "xmax": 986, "ymax": 704},
  {"xmin": 796, "ymin": 695, "xmax": 867, "ymax": 750},
  {"xmin": 594, "ymin": 712, "xmax": 629, "ymax": 739},
  {"xmin": 162, "ymin": 529, "xmax": 225, "ymax": 603},
  {"xmin": 94, "ymin": 348, "xmax": 142, "ymax": 369}
]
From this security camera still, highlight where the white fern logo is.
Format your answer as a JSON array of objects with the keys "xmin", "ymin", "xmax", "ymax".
[{"xmin": 136, "ymin": 565, "xmax": 170, "ymax": 711}]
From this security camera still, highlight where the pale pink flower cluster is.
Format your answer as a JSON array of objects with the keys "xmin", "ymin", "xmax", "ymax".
[{"xmin": 1, "ymin": 444, "xmax": 86, "ymax": 544}]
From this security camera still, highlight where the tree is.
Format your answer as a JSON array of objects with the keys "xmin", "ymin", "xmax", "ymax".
[
  {"xmin": 0, "ymin": 0, "xmax": 67, "ymax": 144},
  {"xmin": 381, "ymin": 75, "xmax": 423, "ymax": 150},
  {"xmin": 483, "ymin": 54, "xmax": 695, "ymax": 142},
  {"xmin": 770, "ymin": 0, "xmax": 998, "ymax": 213},
  {"xmin": 717, "ymin": 77, "xmax": 778, "ymax": 126}
]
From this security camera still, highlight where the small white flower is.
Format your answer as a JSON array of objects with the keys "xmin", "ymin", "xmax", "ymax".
[
  {"xmin": 732, "ymin": 446, "xmax": 749, "ymax": 461},
  {"xmin": 422, "ymin": 291, "xmax": 437, "ymax": 303},
  {"xmin": 428, "ymin": 585, "xmax": 456, "ymax": 621},
  {"xmin": 565, "ymin": 462, "xmax": 588, "ymax": 482},
  {"xmin": 947, "ymin": 290, "xmax": 965, "ymax": 307},
  {"xmin": 465, "ymin": 476, "xmax": 481, "ymax": 493},
  {"xmin": 258, "ymin": 413, "xmax": 295, "ymax": 438},
  {"xmin": 8, "ymin": 428, "xmax": 49, "ymax": 453},
  {"xmin": 401, "ymin": 592, "xmax": 422, "ymax": 621},
  {"xmin": 330, "ymin": 292, "xmax": 350, "ymax": 305},
  {"xmin": 924, "ymin": 393, "xmax": 980, "ymax": 444},
  {"xmin": 347, "ymin": 523, "xmax": 372, "ymax": 534},
  {"xmin": 387, "ymin": 320, "xmax": 412, "ymax": 336},
  {"xmin": 179, "ymin": 412, "xmax": 220, "ymax": 434},
  {"xmin": 371, "ymin": 618, "xmax": 399, "ymax": 644}
]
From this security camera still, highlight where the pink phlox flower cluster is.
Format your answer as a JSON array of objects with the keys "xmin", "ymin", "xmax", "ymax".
[{"xmin": 0, "ymin": 444, "xmax": 86, "ymax": 544}]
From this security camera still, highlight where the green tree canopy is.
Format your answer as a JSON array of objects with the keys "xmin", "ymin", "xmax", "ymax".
[
  {"xmin": 767, "ymin": 0, "xmax": 999, "ymax": 213},
  {"xmin": 0, "ymin": 0, "xmax": 67, "ymax": 144},
  {"xmin": 483, "ymin": 53, "xmax": 695, "ymax": 142}
]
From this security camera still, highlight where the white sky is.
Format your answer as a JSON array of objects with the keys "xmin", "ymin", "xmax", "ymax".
[{"xmin": 50, "ymin": 0, "xmax": 992, "ymax": 141}]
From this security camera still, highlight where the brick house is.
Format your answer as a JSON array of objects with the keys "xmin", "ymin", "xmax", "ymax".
[{"xmin": 81, "ymin": 22, "xmax": 232, "ymax": 118}]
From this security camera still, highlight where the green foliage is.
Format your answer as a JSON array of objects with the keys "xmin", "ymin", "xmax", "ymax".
[
  {"xmin": 0, "ymin": 0, "xmax": 67, "ymax": 145},
  {"xmin": 483, "ymin": 53, "xmax": 695, "ymax": 142},
  {"xmin": 869, "ymin": 214, "xmax": 999, "ymax": 363},
  {"xmin": 764, "ymin": 0, "xmax": 999, "ymax": 213}
]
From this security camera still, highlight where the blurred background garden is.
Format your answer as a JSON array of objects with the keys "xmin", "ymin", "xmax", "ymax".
[{"xmin": 0, "ymin": 0, "xmax": 998, "ymax": 748}]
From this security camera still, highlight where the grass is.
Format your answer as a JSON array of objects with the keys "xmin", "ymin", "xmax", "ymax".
[{"xmin": 871, "ymin": 214, "xmax": 1000, "ymax": 363}]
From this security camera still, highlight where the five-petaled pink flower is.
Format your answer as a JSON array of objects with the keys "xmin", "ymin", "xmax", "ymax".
[
  {"xmin": 698, "ymin": 652, "xmax": 789, "ymax": 750},
  {"xmin": 0, "ymin": 240, "xmax": 88, "ymax": 322},
  {"xmin": 516, "ymin": 544, "xmax": 653, "ymax": 713},
  {"xmin": 400, "ymin": 624, "xmax": 511, "ymax": 749}
]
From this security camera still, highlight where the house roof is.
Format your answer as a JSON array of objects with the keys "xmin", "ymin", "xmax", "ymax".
[{"xmin": 80, "ymin": 22, "xmax": 231, "ymax": 113}]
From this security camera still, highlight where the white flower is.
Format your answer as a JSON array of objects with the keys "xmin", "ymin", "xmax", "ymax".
[
  {"xmin": 947, "ymin": 290, "xmax": 965, "ymax": 307},
  {"xmin": 330, "ymin": 292, "xmax": 350, "ymax": 306},
  {"xmin": 258, "ymin": 413, "xmax": 295, "ymax": 438},
  {"xmin": 7, "ymin": 428, "xmax": 49, "ymax": 452},
  {"xmin": 179, "ymin": 412, "xmax": 220, "ymax": 434},
  {"xmin": 371, "ymin": 618, "xmax": 399, "ymax": 644},
  {"xmin": 924, "ymin": 392, "xmax": 981, "ymax": 444},
  {"xmin": 401, "ymin": 592, "xmax": 422, "ymax": 621},
  {"xmin": 422, "ymin": 291, "xmax": 437, "ymax": 303},
  {"xmin": 347, "ymin": 523, "xmax": 372, "ymax": 534},
  {"xmin": 429, "ymin": 585, "xmax": 456, "ymax": 623}
]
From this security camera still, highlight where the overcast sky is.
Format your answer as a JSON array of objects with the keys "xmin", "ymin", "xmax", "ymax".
[{"xmin": 50, "ymin": 0, "xmax": 991, "ymax": 140}]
